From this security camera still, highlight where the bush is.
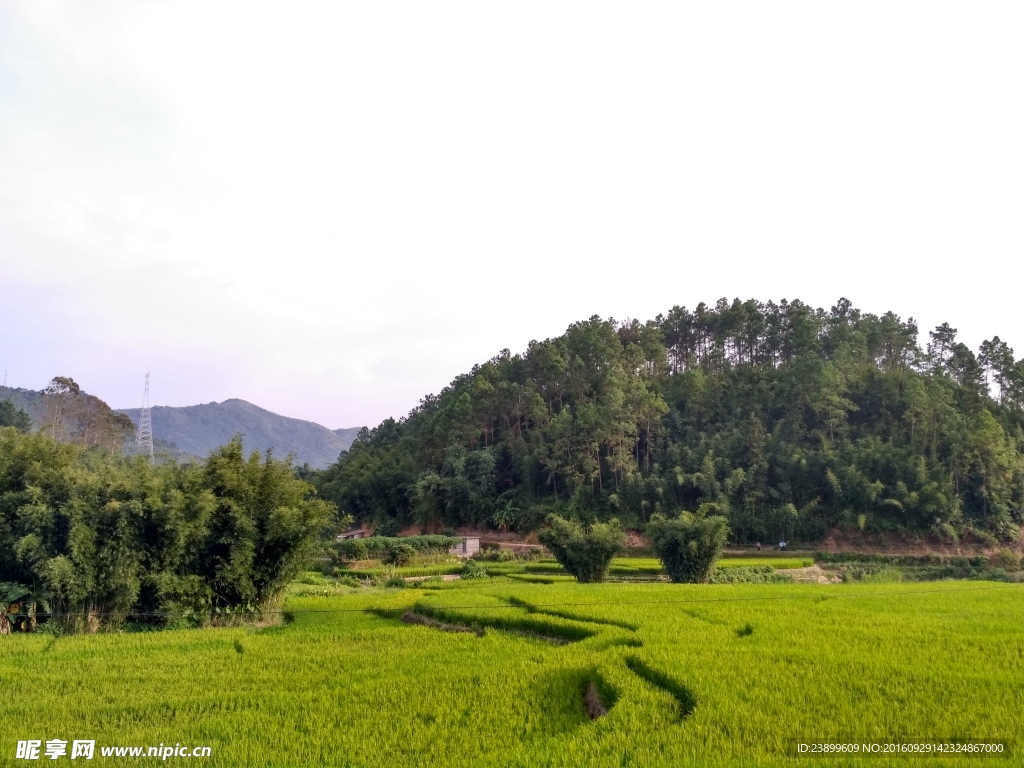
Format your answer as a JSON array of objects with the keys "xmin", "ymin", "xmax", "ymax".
[
  {"xmin": 646, "ymin": 509, "xmax": 730, "ymax": 583},
  {"xmin": 815, "ymin": 552, "xmax": 987, "ymax": 567},
  {"xmin": 474, "ymin": 546, "xmax": 542, "ymax": 562},
  {"xmin": 460, "ymin": 560, "xmax": 489, "ymax": 580},
  {"xmin": 335, "ymin": 539, "xmax": 368, "ymax": 562},
  {"xmin": 858, "ymin": 566, "xmax": 904, "ymax": 583},
  {"xmin": 370, "ymin": 566, "xmax": 398, "ymax": 586},
  {"xmin": 383, "ymin": 543, "xmax": 417, "ymax": 566},
  {"xmin": 359, "ymin": 536, "xmax": 460, "ymax": 559},
  {"xmin": 988, "ymin": 548, "xmax": 1021, "ymax": 571},
  {"xmin": 537, "ymin": 515, "xmax": 624, "ymax": 583},
  {"xmin": 708, "ymin": 565, "xmax": 790, "ymax": 584},
  {"xmin": 0, "ymin": 432, "xmax": 333, "ymax": 629}
]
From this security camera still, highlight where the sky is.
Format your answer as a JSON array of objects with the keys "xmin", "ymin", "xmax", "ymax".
[{"xmin": 1, "ymin": 2, "xmax": 1022, "ymax": 430}]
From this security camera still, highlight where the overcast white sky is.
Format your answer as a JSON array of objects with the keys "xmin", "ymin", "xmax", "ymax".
[{"xmin": 1, "ymin": 2, "xmax": 1022, "ymax": 429}]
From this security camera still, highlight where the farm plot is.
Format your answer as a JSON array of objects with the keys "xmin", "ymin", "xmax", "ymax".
[
  {"xmin": 515, "ymin": 556, "xmax": 814, "ymax": 577},
  {"xmin": 2, "ymin": 580, "xmax": 1022, "ymax": 767}
]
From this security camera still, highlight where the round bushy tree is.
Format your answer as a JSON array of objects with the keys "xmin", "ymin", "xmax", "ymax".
[
  {"xmin": 646, "ymin": 506, "xmax": 730, "ymax": 583},
  {"xmin": 334, "ymin": 539, "xmax": 368, "ymax": 562},
  {"xmin": 383, "ymin": 543, "xmax": 416, "ymax": 566},
  {"xmin": 537, "ymin": 515, "xmax": 624, "ymax": 583}
]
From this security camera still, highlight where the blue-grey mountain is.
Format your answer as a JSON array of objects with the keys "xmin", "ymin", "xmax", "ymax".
[{"xmin": 118, "ymin": 399, "xmax": 362, "ymax": 469}]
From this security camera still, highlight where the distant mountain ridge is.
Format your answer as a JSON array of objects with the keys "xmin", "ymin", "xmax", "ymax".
[
  {"xmin": 116, "ymin": 399, "xmax": 362, "ymax": 469},
  {"xmin": 2, "ymin": 385, "xmax": 359, "ymax": 469}
]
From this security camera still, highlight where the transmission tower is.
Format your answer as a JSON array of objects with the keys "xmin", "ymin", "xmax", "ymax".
[{"xmin": 136, "ymin": 373, "xmax": 154, "ymax": 461}]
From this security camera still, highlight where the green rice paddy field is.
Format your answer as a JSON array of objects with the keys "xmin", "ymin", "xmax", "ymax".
[
  {"xmin": 3, "ymin": 579, "xmax": 1023, "ymax": 767},
  {"xmin": 335, "ymin": 556, "xmax": 815, "ymax": 579}
]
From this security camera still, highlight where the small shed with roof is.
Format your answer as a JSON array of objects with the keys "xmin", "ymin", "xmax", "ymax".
[{"xmin": 336, "ymin": 528, "xmax": 368, "ymax": 541}]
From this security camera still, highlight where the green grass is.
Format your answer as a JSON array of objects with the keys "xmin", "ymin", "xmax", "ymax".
[
  {"xmin": 2, "ymin": 579, "xmax": 1021, "ymax": 766},
  {"xmin": 716, "ymin": 557, "xmax": 814, "ymax": 569},
  {"xmin": 516, "ymin": 556, "xmax": 813, "ymax": 577},
  {"xmin": 337, "ymin": 556, "xmax": 813, "ymax": 582},
  {"xmin": 334, "ymin": 562, "xmax": 466, "ymax": 578}
]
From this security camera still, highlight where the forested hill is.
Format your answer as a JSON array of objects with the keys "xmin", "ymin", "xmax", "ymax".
[
  {"xmin": 314, "ymin": 298, "xmax": 1024, "ymax": 543},
  {"xmin": 118, "ymin": 399, "xmax": 362, "ymax": 469}
]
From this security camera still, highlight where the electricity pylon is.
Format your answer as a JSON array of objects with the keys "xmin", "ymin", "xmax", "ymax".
[{"xmin": 136, "ymin": 373, "xmax": 154, "ymax": 461}]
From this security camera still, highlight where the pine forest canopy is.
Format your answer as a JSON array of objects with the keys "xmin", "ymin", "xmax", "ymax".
[{"xmin": 314, "ymin": 298, "xmax": 1024, "ymax": 544}]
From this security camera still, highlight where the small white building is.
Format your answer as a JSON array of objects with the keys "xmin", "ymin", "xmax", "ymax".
[{"xmin": 448, "ymin": 537, "xmax": 480, "ymax": 558}]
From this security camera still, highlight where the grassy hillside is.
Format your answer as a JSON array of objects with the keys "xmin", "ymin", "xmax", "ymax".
[
  {"xmin": 3, "ymin": 578, "xmax": 1020, "ymax": 766},
  {"xmin": 118, "ymin": 398, "xmax": 362, "ymax": 468}
]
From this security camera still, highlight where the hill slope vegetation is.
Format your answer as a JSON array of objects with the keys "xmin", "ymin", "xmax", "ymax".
[{"xmin": 314, "ymin": 297, "xmax": 1024, "ymax": 543}]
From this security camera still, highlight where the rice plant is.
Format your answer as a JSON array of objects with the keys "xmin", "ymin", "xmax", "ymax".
[{"xmin": 2, "ymin": 578, "xmax": 1021, "ymax": 766}]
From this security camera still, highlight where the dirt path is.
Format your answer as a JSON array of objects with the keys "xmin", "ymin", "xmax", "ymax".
[{"xmin": 783, "ymin": 565, "xmax": 842, "ymax": 584}]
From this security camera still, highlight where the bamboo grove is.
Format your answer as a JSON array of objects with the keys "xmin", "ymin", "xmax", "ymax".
[
  {"xmin": 314, "ymin": 298, "xmax": 1024, "ymax": 543},
  {"xmin": 0, "ymin": 432, "xmax": 335, "ymax": 626}
]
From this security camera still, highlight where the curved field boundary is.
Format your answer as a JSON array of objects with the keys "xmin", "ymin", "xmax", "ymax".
[
  {"xmin": 624, "ymin": 655, "xmax": 697, "ymax": 720},
  {"xmin": 411, "ymin": 602, "xmax": 598, "ymax": 644},
  {"xmin": 503, "ymin": 596, "xmax": 640, "ymax": 631},
  {"xmin": 398, "ymin": 610, "xmax": 485, "ymax": 636}
]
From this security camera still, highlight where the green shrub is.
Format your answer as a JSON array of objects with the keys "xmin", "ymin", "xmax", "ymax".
[
  {"xmin": 460, "ymin": 560, "xmax": 489, "ymax": 580},
  {"xmin": 646, "ymin": 509, "xmax": 730, "ymax": 583},
  {"xmin": 858, "ymin": 566, "xmax": 904, "ymax": 583},
  {"xmin": 335, "ymin": 539, "xmax": 368, "ymax": 562},
  {"xmin": 35, "ymin": 620, "xmax": 65, "ymax": 637},
  {"xmin": 709, "ymin": 565, "xmax": 790, "ymax": 584},
  {"xmin": 383, "ymin": 543, "xmax": 417, "ymax": 566},
  {"xmin": 472, "ymin": 547, "xmax": 507, "ymax": 562},
  {"xmin": 816, "ymin": 552, "xmax": 989, "ymax": 568},
  {"xmin": 358, "ymin": 536, "xmax": 460, "ymax": 558},
  {"xmin": 842, "ymin": 564, "xmax": 911, "ymax": 582},
  {"xmin": 474, "ymin": 546, "xmax": 543, "ymax": 563},
  {"xmin": 988, "ymin": 548, "xmax": 1021, "ymax": 571},
  {"xmin": 537, "ymin": 515, "xmax": 624, "ymax": 583}
]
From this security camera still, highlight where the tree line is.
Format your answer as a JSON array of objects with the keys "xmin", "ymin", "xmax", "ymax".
[
  {"xmin": 1, "ymin": 376, "xmax": 137, "ymax": 454},
  {"xmin": 1, "ymin": 428, "xmax": 336, "ymax": 632},
  {"xmin": 313, "ymin": 297, "xmax": 1024, "ymax": 544}
]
